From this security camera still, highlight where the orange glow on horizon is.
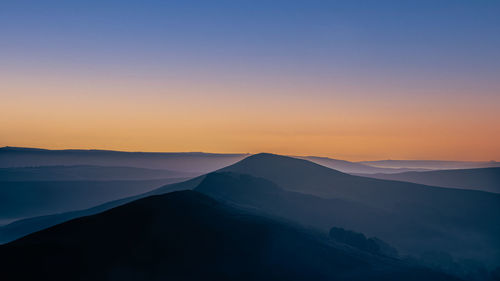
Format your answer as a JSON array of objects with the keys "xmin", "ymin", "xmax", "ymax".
[{"xmin": 1, "ymin": 71, "xmax": 499, "ymax": 162}]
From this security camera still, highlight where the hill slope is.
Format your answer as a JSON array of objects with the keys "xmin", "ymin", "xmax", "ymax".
[
  {"xmin": 357, "ymin": 167, "xmax": 500, "ymax": 193},
  {"xmin": 220, "ymin": 154, "xmax": 500, "ymax": 269},
  {"xmin": 0, "ymin": 165, "xmax": 194, "ymax": 223},
  {"xmin": 2, "ymin": 153, "xmax": 498, "ymax": 280},
  {"xmin": 0, "ymin": 176, "xmax": 204, "ymax": 242},
  {"xmin": 359, "ymin": 160, "xmax": 500, "ymax": 170},
  {"xmin": 0, "ymin": 178, "xmax": 187, "ymax": 223},
  {"xmin": 300, "ymin": 156, "xmax": 428, "ymax": 174},
  {"xmin": 0, "ymin": 190, "xmax": 458, "ymax": 281}
]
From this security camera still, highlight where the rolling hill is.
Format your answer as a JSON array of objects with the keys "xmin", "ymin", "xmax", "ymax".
[
  {"xmin": 0, "ymin": 165, "xmax": 194, "ymax": 223},
  {"xmin": 0, "ymin": 165, "xmax": 197, "ymax": 181},
  {"xmin": 0, "ymin": 190, "xmax": 458, "ymax": 281},
  {"xmin": 0, "ymin": 176, "xmax": 205, "ymax": 242},
  {"xmin": 359, "ymin": 160, "xmax": 500, "ymax": 170},
  {"xmin": 357, "ymin": 167, "xmax": 500, "ymax": 193},
  {"xmin": 0, "ymin": 146, "xmax": 247, "ymax": 173},
  {"xmin": 218, "ymin": 154, "xmax": 500, "ymax": 274},
  {"xmin": 1, "ymin": 153, "xmax": 498, "ymax": 280},
  {"xmin": 0, "ymin": 178, "xmax": 187, "ymax": 224},
  {"xmin": 300, "ymin": 156, "xmax": 428, "ymax": 174}
]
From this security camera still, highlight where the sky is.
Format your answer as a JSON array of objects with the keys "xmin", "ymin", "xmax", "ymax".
[{"xmin": 1, "ymin": 0, "xmax": 499, "ymax": 161}]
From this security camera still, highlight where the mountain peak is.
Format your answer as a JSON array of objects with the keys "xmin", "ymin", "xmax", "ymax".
[
  {"xmin": 246, "ymin": 152, "xmax": 288, "ymax": 160},
  {"xmin": 222, "ymin": 153, "xmax": 346, "ymax": 175},
  {"xmin": 219, "ymin": 153, "xmax": 351, "ymax": 196}
]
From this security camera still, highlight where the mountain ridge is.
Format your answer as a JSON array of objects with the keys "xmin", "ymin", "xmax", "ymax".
[
  {"xmin": 0, "ymin": 190, "xmax": 460, "ymax": 281},
  {"xmin": 357, "ymin": 167, "xmax": 500, "ymax": 194},
  {"xmin": 1, "ymin": 152, "xmax": 498, "ymax": 280}
]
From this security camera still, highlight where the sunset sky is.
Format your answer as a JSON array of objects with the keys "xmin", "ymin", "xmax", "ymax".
[{"xmin": 1, "ymin": 0, "xmax": 499, "ymax": 161}]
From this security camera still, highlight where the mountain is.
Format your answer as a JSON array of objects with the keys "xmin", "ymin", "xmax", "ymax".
[
  {"xmin": 0, "ymin": 190, "xmax": 459, "ymax": 281},
  {"xmin": 356, "ymin": 167, "xmax": 500, "ymax": 194},
  {"xmin": 0, "ymin": 146, "xmax": 247, "ymax": 173},
  {"xmin": 221, "ymin": 154, "xmax": 500, "ymax": 210},
  {"xmin": 193, "ymin": 171, "xmax": 499, "ymax": 279},
  {"xmin": 299, "ymin": 156, "xmax": 428, "ymax": 174},
  {"xmin": 218, "ymin": 154, "xmax": 500, "ymax": 277},
  {"xmin": 0, "ymin": 165, "xmax": 197, "ymax": 181},
  {"xmin": 1, "ymin": 153, "xmax": 498, "ymax": 280},
  {"xmin": 358, "ymin": 160, "xmax": 500, "ymax": 170}
]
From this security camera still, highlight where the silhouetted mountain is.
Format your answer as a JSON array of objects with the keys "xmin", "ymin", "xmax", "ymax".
[
  {"xmin": 0, "ymin": 178, "xmax": 188, "ymax": 223},
  {"xmin": 0, "ymin": 165, "xmax": 197, "ymax": 181},
  {"xmin": 221, "ymin": 153, "xmax": 500, "ymax": 211},
  {"xmin": 0, "ymin": 190, "xmax": 459, "ymax": 281},
  {"xmin": 358, "ymin": 159, "xmax": 500, "ymax": 170},
  {"xmin": 0, "ymin": 146, "xmax": 247, "ymax": 173},
  {"xmin": 357, "ymin": 167, "xmax": 500, "ymax": 194},
  {"xmin": 218, "ymin": 154, "xmax": 500, "ymax": 277},
  {"xmin": 299, "ymin": 156, "xmax": 428, "ymax": 174}
]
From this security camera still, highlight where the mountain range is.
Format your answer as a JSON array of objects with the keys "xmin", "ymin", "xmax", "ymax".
[
  {"xmin": 6, "ymin": 146, "xmax": 500, "ymax": 175},
  {"xmin": 1, "ymin": 153, "xmax": 498, "ymax": 280},
  {"xmin": 0, "ymin": 146, "xmax": 247, "ymax": 173}
]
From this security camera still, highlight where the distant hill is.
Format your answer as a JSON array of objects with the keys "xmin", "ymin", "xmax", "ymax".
[
  {"xmin": 356, "ymin": 167, "xmax": 500, "ymax": 194},
  {"xmin": 0, "ymin": 190, "xmax": 459, "ymax": 281},
  {"xmin": 0, "ymin": 165, "xmax": 195, "ymax": 223},
  {"xmin": 0, "ymin": 178, "xmax": 187, "ymax": 223},
  {"xmin": 0, "ymin": 165, "xmax": 197, "ymax": 181},
  {"xmin": 359, "ymin": 159, "xmax": 500, "ymax": 170},
  {"xmin": 299, "ymin": 156, "xmax": 428, "ymax": 174},
  {"xmin": 0, "ymin": 146, "xmax": 247, "ymax": 173}
]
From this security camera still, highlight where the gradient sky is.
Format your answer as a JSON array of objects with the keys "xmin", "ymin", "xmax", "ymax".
[{"xmin": 1, "ymin": 0, "xmax": 499, "ymax": 161}]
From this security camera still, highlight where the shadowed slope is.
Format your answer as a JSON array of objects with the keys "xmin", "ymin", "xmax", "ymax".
[
  {"xmin": 0, "ymin": 190, "xmax": 459, "ymax": 281},
  {"xmin": 195, "ymin": 172, "xmax": 391, "ymax": 234}
]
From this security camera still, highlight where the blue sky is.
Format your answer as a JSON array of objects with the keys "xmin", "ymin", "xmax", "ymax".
[{"xmin": 1, "ymin": 0, "xmax": 499, "ymax": 160}]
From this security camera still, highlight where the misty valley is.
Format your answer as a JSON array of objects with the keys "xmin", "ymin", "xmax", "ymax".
[{"xmin": 0, "ymin": 147, "xmax": 499, "ymax": 280}]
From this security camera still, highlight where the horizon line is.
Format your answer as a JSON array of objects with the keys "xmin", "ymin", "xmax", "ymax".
[{"xmin": 1, "ymin": 146, "xmax": 497, "ymax": 163}]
